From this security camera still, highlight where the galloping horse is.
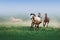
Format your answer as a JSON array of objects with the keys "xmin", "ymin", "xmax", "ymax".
[
  {"xmin": 30, "ymin": 13, "xmax": 42, "ymax": 29},
  {"xmin": 43, "ymin": 13, "xmax": 50, "ymax": 27}
]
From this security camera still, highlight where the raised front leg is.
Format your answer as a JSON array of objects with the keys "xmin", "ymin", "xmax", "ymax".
[{"xmin": 31, "ymin": 22, "xmax": 34, "ymax": 28}]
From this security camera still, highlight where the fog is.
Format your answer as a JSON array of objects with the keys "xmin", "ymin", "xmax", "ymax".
[
  {"xmin": 0, "ymin": 0, "xmax": 60, "ymax": 28},
  {"xmin": 0, "ymin": 16, "xmax": 60, "ymax": 28}
]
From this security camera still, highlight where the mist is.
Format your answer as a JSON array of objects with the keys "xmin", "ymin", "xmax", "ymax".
[{"xmin": 0, "ymin": 0, "xmax": 60, "ymax": 28}]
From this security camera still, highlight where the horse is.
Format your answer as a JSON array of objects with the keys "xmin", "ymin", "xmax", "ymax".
[
  {"xmin": 43, "ymin": 13, "xmax": 50, "ymax": 27},
  {"xmin": 30, "ymin": 13, "xmax": 42, "ymax": 29}
]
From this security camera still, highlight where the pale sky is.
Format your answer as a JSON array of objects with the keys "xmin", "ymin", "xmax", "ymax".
[{"xmin": 0, "ymin": 0, "xmax": 60, "ymax": 18}]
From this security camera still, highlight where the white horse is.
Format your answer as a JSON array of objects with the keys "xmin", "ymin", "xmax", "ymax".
[{"xmin": 30, "ymin": 13, "xmax": 42, "ymax": 29}]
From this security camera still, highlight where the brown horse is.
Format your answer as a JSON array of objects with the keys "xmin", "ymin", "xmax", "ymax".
[{"xmin": 43, "ymin": 13, "xmax": 50, "ymax": 27}]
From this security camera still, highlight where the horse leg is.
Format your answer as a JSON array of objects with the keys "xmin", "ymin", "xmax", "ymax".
[
  {"xmin": 43, "ymin": 22, "xmax": 46, "ymax": 27},
  {"xmin": 31, "ymin": 22, "xmax": 34, "ymax": 28},
  {"xmin": 37, "ymin": 24, "xmax": 39, "ymax": 29},
  {"xmin": 34, "ymin": 24, "xmax": 37, "ymax": 30},
  {"xmin": 46, "ymin": 22, "xmax": 49, "ymax": 27}
]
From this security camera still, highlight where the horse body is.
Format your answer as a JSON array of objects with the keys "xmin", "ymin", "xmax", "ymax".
[
  {"xmin": 34, "ymin": 17, "xmax": 42, "ymax": 22},
  {"xmin": 44, "ymin": 17, "xmax": 49, "ymax": 22},
  {"xmin": 33, "ymin": 17, "xmax": 42, "ymax": 26}
]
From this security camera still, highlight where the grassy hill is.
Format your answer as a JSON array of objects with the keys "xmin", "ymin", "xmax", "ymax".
[{"xmin": 0, "ymin": 25, "xmax": 60, "ymax": 40}]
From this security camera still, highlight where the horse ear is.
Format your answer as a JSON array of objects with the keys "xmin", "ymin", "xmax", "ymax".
[{"xmin": 30, "ymin": 13, "xmax": 33, "ymax": 16}]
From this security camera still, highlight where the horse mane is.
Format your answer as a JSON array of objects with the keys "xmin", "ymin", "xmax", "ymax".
[{"xmin": 30, "ymin": 13, "xmax": 36, "ymax": 16}]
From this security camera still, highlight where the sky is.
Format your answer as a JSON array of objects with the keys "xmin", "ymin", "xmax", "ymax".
[{"xmin": 0, "ymin": 0, "xmax": 60, "ymax": 19}]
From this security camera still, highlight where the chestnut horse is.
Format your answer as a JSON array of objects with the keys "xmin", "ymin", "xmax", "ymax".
[{"xmin": 43, "ymin": 13, "xmax": 50, "ymax": 27}]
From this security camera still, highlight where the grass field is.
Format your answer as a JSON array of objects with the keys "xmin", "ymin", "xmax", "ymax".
[{"xmin": 0, "ymin": 25, "xmax": 60, "ymax": 40}]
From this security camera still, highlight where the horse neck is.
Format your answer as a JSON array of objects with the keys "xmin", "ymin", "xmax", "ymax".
[
  {"xmin": 45, "ymin": 16, "xmax": 47, "ymax": 19},
  {"xmin": 32, "ymin": 16, "xmax": 35, "ymax": 20}
]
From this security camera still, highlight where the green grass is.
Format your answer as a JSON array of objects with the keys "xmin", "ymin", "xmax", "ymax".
[{"xmin": 0, "ymin": 25, "xmax": 60, "ymax": 40}]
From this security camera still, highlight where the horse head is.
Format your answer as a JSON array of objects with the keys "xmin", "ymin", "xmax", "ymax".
[{"xmin": 30, "ymin": 13, "xmax": 36, "ymax": 19}]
